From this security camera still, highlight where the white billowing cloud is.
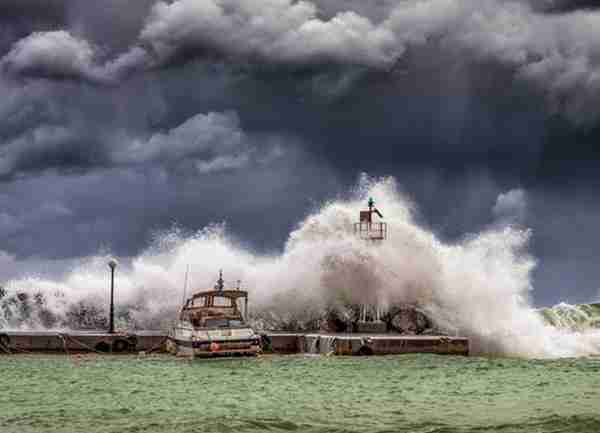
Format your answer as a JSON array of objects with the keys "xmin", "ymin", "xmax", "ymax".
[
  {"xmin": 0, "ymin": 107, "xmax": 281, "ymax": 177},
  {"xmin": 195, "ymin": 154, "xmax": 250, "ymax": 174},
  {"xmin": 100, "ymin": 46, "xmax": 150, "ymax": 81},
  {"xmin": 113, "ymin": 111, "xmax": 246, "ymax": 165},
  {"xmin": 139, "ymin": 0, "xmax": 399, "ymax": 67},
  {"xmin": 493, "ymin": 188, "xmax": 528, "ymax": 225},
  {"xmin": 0, "ymin": 124, "xmax": 79, "ymax": 177},
  {"xmin": 1, "ymin": 31, "xmax": 150, "ymax": 84},
  {"xmin": 113, "ymin": 111, "xmax": 279, "ymax": 174},
  {"xmin": 2, "ymin": 31, "xmax": 96, "ymax": 79},
  {"xmin": 4, "ymin": 0, "xmax": 600, "ymax": 121}
]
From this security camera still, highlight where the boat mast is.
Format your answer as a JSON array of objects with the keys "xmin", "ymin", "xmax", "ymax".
[{"xmin": 181, "ymin": 264, "xmax": 190, "ymax": 308}]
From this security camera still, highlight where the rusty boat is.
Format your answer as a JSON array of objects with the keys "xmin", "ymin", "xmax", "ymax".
[{"xmin": 167, "ymin": 271, "xmax": 261, "ymax": 357}]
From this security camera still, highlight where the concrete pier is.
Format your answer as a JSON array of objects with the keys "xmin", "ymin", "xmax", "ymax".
[
  {"xmin": 0, "ymin": 331, "xmax": 469, "ymax": 356},
  {"xmin": 0, "ymin": 331, "xmax": 166, "ymax": 354}
]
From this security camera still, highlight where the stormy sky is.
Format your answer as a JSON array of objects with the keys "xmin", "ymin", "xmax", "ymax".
[{"xmin": 2, "ymin": 0, "xmax": 600, "ymax": 306}]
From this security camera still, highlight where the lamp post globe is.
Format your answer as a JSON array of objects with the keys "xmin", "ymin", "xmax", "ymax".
[{"xmin": 108, "ymin": 259, "xmax": 118, "ymax": 334}]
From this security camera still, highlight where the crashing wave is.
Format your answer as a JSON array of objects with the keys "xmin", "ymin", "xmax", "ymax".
[{"xmin": 1, "ymin": 176, "xmax": 600, "ymax": 358}]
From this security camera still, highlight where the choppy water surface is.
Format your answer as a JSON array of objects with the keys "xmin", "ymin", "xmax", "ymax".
[{"xmin": 2, "ymin": 354, "xmax": 600, "ymax": 433}]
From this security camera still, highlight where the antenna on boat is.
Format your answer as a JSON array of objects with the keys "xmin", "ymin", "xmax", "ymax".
[
  {"xmin": 181, "ymin": 264, "xmax": 190, "ymax": 307},
  {"xmin": 214, "ymin": 269, "xmax": 224, "ymax": 292},
  {"xmin": 236, "ymin": 279, "xmax": 241, "ymax": 291}
]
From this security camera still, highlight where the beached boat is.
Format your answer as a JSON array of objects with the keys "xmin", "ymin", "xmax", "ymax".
[{"xmin": 167, "ymin": 271, "xmax": 261, "ymax": 357}]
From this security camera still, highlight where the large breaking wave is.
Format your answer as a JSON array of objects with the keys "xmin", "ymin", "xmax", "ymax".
[{"xmin": 2, "ymin": 176, "xmax": 600, "ymax": 358}]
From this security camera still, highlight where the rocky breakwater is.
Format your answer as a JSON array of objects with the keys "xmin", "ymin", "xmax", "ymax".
[{"xmin": 252, "ymin": 304, "xmax": 443, "ymax": 335}]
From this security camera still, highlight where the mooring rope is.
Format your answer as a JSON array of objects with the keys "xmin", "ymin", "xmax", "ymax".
[
  {"xmin": 56, "ymin": 333, "xmax": 71, "ymax": 356},
  {"xmin": 59, "ymin": 333, "xmax": 106, "ymax": 355}
]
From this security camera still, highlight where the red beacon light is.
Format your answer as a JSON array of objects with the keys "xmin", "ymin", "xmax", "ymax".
[{"xmin": 354, "ymin": 197, "xmax": 387, "ymax": 241}]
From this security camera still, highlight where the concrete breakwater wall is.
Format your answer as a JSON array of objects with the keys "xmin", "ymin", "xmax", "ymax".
[
  {"xmin": 261, "ymin": 333, "xmax": 468, "ymax": 356},
  {"xmin": 0, "ymin": 331, "xmax": 167, "ymax": 354},
  {"xmin": 0, "ymin": 331, "xmax": 469, "ymax": 356}
]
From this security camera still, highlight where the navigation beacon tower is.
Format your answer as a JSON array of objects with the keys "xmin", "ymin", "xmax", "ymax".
[
  {"xmin": 354, "ymin": 197, "xmax": 386, "ymax": 241},
  {"xmin": 353, "ymin": 197, "xmax": 387, "ymax": 332}
]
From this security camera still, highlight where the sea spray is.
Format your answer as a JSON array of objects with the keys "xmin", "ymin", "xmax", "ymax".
[{"xmin": 1, "ymin": 176, "xmax": 600, "ymax": 358}]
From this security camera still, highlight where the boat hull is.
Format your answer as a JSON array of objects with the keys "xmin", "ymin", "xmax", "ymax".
[{"xmin": 167, "ymin": 329, "xmax": 261, "ymax": 357}]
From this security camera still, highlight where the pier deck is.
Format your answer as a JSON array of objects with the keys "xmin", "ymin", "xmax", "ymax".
[{"xmin": 0, "ymin": 331, "xmax": 469, "ymax": 356}]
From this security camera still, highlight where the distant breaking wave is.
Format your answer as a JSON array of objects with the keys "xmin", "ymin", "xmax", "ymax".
[
  {"xmin": 539, "ymin": 303, "xmax": 600, "ymax": 331},
  {"xmin": 1, "ymin": 175, "xmax": 600, "ymax": 358}
]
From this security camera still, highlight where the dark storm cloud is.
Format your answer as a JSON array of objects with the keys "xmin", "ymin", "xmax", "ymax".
[
  {"xmin": 3, "ymin": 0, "xmax": 600, "ymax": 124},
  {"xmin": 0, "ymin": 1, "xmax": 66, "ymax": 34},
  {"xmin": 6, "ymin": 0, "xmax": 600, "ymax": 181},
  {"xmin": 536, "ymin": 0, "xmax": 600, "ymax": 13}
]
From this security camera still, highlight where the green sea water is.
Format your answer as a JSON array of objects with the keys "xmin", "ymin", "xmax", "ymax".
[{"xmin": 1, "ymin": 354, "xmax": 600, "ymax": 433}]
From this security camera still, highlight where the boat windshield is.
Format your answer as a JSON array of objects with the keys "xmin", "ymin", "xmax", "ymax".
[
  {"xmin": 212, "ymin": 297, "xmax": 232, "ymax": 307},
  {"xmin": 204, "ymin": 318, "xmax": 244, "ymax": 328}
]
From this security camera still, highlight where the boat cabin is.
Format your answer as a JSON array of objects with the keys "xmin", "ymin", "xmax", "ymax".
[{"xmin": 179, "ymin": 273, "xmax": 249, "ymax": 329}]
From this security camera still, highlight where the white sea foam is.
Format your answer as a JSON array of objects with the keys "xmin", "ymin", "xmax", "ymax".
[{"xmin": 2, "ymin": 175, "xmax": 600, "ymax": 358}]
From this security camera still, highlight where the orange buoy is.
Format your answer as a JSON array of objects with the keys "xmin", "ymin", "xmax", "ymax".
[{"xmin": 209, "ymin": 342, "xmax": 220, "ymax": 352}]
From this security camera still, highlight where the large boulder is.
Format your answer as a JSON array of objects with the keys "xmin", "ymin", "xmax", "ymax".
[
  {"xmin": 319, "ymin": 307, "xmax": 358, "ymax": 333},
  {"xmin": 385, "ymin": 306, "xmax": 432, "ymax": 334}
]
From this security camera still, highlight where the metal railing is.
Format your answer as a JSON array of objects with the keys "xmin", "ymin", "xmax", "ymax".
[{"xmin": 353, "ymin": 222, "xmax": 387, "ymax": 240}]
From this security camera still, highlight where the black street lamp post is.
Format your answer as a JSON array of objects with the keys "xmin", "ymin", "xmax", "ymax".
[{"xmin": 108, "ymin": 259, "xmax": 117, "ymax": 334}]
